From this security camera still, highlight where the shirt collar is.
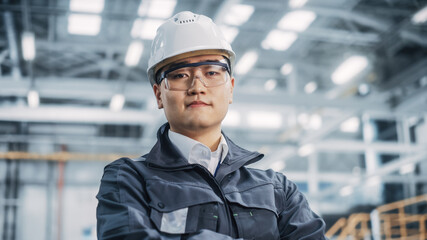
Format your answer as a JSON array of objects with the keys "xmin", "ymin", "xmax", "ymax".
[{"xmin": 168, "ymin": 129, "xmax": 229, "ymax": 164}]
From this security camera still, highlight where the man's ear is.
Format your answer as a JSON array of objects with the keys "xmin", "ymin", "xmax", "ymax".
[
  {"xmin": 229, "ymin": 77, "xmax": 235, "ymax": 104},
  {"xmin": 153, "ymin": 84, "xmax": 163, "ymax": 109}
]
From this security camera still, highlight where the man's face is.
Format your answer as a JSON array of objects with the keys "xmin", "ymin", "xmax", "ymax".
[{"xmin": 153, "ymin": 54, "xmax": 234, "ymax": 134}]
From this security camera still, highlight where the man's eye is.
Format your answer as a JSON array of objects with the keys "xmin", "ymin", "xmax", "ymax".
[
  {"xmin": 170, "ymin": 73, "xmax": 187, "ymax": 79},
  {"xmin": 207, "ymin": 71, "xmax": 219, "ymax": 76}
]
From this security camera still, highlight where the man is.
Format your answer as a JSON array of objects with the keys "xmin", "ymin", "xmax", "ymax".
[{"xmin": 96, "ymin": 11, "xmax": 326, "ymax": 240}]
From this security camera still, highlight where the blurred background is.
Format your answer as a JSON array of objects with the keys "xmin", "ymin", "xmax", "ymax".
[{"xmin": 0, "ymin": 0, "xmax": 427, "ymax": 239}]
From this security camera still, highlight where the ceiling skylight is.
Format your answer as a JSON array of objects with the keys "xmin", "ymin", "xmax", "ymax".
[
  {"xmin": 332, "ymin": 56, "xmax": 368, "ymax": 85},
  {"xmin": 262, "ymin": 30, "xmax": 297, "ymax": 51},
  {"xmin": 125, "ymin": 41, "xmax": 144, "ymax": 67},
  {"xmin": 131, "ymin": 19, "xmax": 163, "ymax": 39},
  {"xmin": 278, "ymin": 10, "xmax": 316, "ymax": 32},
  {"xmin": 138, "ymin": 0, "xmax": 177, "ymax": 19},
  {"xmin": 223, "ymin": 4, "xmax": 254, "ymax": 26},
  {"xmin": 234, "ymin": 50, "xmax": 258, "ymax": 75},
  {"xmin": 219, "ymin": 25, "xmax": 239, "ymax": 44},
  {"xmin": 69, "ymin": 0, "xmax": 105, "ymax": 13},
  {"xmin": 68, "ymin": 14, "xmax": 102, "ymax": 36},
  {"xmin": 289, "ymin": 0, "xmax": 308, "ymax": 8}
]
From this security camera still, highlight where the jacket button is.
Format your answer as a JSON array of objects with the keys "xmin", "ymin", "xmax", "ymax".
[{"xmin": 157, "ymin": 202, "xmax": 165, "ymax": 209}]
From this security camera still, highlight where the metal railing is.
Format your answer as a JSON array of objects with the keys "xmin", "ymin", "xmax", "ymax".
[{"xmin": 326, "ymin": 194, "xmax": 427, "ymax": 240}]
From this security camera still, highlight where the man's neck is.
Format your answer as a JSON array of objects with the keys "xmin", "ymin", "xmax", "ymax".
[{"xmin": 169, "ymin": 125, "xmax": 222, "ymax": 151}]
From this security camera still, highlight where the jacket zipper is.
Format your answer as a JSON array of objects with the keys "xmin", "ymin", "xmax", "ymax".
[
  {"xmin": 192, "ymin": 165, "xmax": 235, "ymax": 237},
  {"xmin": 146, "ymin": 162, "xmax": 235, "ymax": 237}
]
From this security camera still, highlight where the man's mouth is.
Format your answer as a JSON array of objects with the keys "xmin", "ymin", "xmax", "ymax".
[{"xmin": 188, "ymin": 101, "xmax": 210, "ymax": 107}]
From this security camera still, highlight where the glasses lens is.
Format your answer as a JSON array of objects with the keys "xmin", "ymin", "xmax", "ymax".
[{"xmin": 163, "ymin": 62, "xmax": 229, "ymax": 91}]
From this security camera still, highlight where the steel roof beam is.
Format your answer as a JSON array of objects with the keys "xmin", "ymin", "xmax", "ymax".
[
  {"xmin": 0, "ymin": 105, "xmax": 158, "ymax": 124},
  {"xmin": 0, "ymin": 77, "xmax": 390, "ymax": 112},
  {"xmin": 3, "ymin": 7, "xmax": 21, "ymax": 79},
  {"xmin": 381, "ymin": 58, "xmax": 427, "ymax": 91},
  {"xmin": 305, "ymin": 6, "xmax": 391, "ymax": 32},
  {"xmin": 313, "ymin": 151, "xmax": 427, "ymax": 199}
]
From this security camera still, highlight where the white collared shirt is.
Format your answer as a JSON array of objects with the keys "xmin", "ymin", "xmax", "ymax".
[{"xmin": 168, "ymin": 130, "xmax": 228, "ymax": 175}]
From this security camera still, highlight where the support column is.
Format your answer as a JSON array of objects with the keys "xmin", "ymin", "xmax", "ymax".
[
  {"xmin": 362, "ymin": 115, "xmax": 382, "ymax": 203},
  {"xmin": 397, "ymin": 117, "xmax": 416, "ymax": 199}
]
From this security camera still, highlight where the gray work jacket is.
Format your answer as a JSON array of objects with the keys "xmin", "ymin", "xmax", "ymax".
[{"xmin": 96, "ymin": 123, "xmax": 326, "ymax": 239}]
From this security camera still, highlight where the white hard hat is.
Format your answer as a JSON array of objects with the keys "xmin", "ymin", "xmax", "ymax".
[{"xmin": 147, "ymin": 11, "xmax": 235, "ymax": 86}]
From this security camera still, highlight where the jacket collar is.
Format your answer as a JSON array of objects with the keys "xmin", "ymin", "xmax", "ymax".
[{"xmin": 145, "ymin": 123, "xmax": 264, "ymax": 171}]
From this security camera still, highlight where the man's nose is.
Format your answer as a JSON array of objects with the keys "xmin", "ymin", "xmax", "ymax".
[{"xmin": 187, "ymin": 70, "xmax": 207, "ymax": 94}]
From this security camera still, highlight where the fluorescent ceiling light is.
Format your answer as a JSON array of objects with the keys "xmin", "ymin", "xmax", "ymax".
[
  {"xmin": 248, "ymin": 111, "xmax": 282, "ymax": 129},
  {"xmin": 280, "ymin": 63, "xmax": 293, "ymax": 75},
  {"xmin": 270, "ymin": 161, "xmax": 285, "ymax": 171},
  {"xmin": 138, "ymin": 0, "xmax": 177, "ymax": 18},
  {"xmin": 223, "ymin": 110, "xmax": 241, "ymax": 127},
  {"xmin": 412, "ymin": 5, "xmax": 427, "ymax": 24},
  {"xmin": 304, "ymin": 81, "xmax": 317, "ymax": 93},
  {"xmin": 109, "ymin": 94, "xmax": 125, "ymax": 111},
  {"xmin": 339, "ymin": 185, "xmax": 353, "ymax": 196},
  {"xmin": 289, "ymin": 0, "xmax": 308, "ymax": 8},
  {"xmin": 68, "ymin": 14, "xmax": 102, "ymax": 35},
  {"xmin": 332, "ymin": 56, "xmax": 368, "ymax": 85},
  {"xmin": 27, "ymin": 90, "xmax": 40, "ymax": 108},
  {"xmin": 131, "ymin": 19, "xmax": 163, "ymax": 39},
  {"xmin": 298, "ymin": 144, "xmax": 314, "ymax": 157},
  {"xmin": 223, "ymin": 4, "xmax": 254, "ymax": 26},
  {"xmin": 309, "ymin": 114, "xmax": 322, "ymax": 130},
  {"xmin": 278, "ymin": 10, "xmax": 316, "ymax": 32},
  {"xmin": 22, "ymin": 32, "xmax": 36, "ymax": 61},
  {"xmin": 219, "ymin": 25, "xmax": 239, "ymax": 43},
  {"xmin": 125, "ymin": 41, "xmax": 144, "ymax": 67},
  {"xmin": 340, "ymin": 117, "xmax": 360, "ymax": 133},
  {"xmin": 262, "ymin": 30, "xmax": 297, "ymax": 51},
  {"xmin": 70, "ymin": 0, "xmax": 104, "ymax": 13},
  {"xmin": 234, "ymin": 50, "xmax": 258, "ymax": 75},
  {"xmin": 264, "ymin": 79, "xmax": 277, "ymax": 91}
]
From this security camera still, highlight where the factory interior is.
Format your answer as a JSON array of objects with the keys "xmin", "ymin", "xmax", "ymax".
[{"xmin": 0, "ymin": 0, "xmax": 427, "ymax": 239}]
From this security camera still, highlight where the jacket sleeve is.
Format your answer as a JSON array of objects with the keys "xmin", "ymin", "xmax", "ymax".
[
  {"xmin": 277, "ymin": 174, "xmax": 327, "ymax": 240},
  {"xmin": 96, "ymin": 158, "xmax": 241, "ymax": 240}
]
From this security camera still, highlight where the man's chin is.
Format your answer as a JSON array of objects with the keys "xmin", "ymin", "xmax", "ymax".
[{"xmin": 183, "ymin": 120, "xmax": 221, "ymax": 132}]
